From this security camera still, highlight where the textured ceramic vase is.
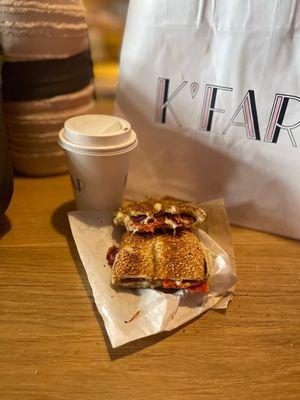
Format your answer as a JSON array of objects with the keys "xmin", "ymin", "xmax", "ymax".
[{"xmin": 0, "ymin": 0, "xmax": 95, "ymax": 176}]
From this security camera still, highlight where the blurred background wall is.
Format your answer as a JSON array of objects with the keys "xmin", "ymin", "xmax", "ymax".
[{"xmin": 83, "ymin": 0, "xmax": 129, "ymax": 97}]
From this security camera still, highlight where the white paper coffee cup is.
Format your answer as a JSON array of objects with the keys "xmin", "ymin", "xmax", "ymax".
[{"xmin": 58, "ymin": 115, "xmax": 138, "ymax": 211}]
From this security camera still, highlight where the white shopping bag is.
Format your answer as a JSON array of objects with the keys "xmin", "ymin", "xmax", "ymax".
[{"xmin": 116, "ymin": 0, "xmax": 300, "ymax": 239}]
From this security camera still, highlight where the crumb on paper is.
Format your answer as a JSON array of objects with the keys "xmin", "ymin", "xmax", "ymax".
[{"xmin": 124, "ymin": 310, "xmax": 140, "ymax": 324}]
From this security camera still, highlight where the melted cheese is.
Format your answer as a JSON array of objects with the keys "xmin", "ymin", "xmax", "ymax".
[
  {"xmin": 154, "ymin": 202, "xmax": 162, "ymax": 211},
  {"xmin": 165, "ymin": 218, "xmax": 178, "ymax": 230}
]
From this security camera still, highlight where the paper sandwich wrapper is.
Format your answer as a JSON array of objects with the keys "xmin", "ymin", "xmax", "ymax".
[{"xmin": 68, "ymin": 198, "xmax": 237, "ymax": 348}]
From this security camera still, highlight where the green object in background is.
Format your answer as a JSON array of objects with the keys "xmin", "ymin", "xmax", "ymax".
[{"xmin": 0, "ymin": 42, "xmax": 13, "ymax": 215}]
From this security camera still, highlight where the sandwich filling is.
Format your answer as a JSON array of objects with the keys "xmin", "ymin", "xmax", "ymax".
[
  {"xmin": 113, "ymin": 198, "xmax": 206, "ymax": 233},
  {"xmin": 119, "ymin": 278, "xmax": 208, "ymax": 292},
  {"xmin": 129, "ymin": 212, "xmax": 196, "ymax": 233}
]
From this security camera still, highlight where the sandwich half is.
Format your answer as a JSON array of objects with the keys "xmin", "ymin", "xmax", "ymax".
[
  {"xmin": 113, "ymin": 198, "xmax": 206, "ymax": 233},
  {"xmin": 109, "ymin": 229, "xmax": 209, "ymax": 291}
]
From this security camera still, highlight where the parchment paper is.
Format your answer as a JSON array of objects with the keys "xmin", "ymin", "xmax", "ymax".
[{"xmin": 68, "ymin": 198, "xmax": 237, "ymax": 348}]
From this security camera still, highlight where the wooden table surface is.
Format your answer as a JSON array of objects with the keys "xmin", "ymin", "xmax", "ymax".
[{"xmin": 1, "ymin": 102, "xmax": 300, "ymax": 400}]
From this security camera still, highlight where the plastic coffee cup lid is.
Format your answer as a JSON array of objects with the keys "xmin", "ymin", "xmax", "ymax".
[{"xmin": 58, "ymin": 115, "xmax": 138, "ymax": 156}]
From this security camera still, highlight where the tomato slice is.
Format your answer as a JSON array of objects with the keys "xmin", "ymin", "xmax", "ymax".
[
  {"xmin": 133, "ymin": 216, "xmax": 165, "ymax": 233},
  {"xmin": 188, "ymin": 282, "xmax": 209, "ymax": 292},
  {"xmin": 162, "ymin": 280, "xmax": 179, "ymax": 289},
  {"xmin": 162, "ymin": 280, "xmax": 209, "ymax": 292}
]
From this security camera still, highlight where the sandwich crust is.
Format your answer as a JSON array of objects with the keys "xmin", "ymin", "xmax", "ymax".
[
  {"xmin": 111, "ymin": 233, "xmax": 154, "ymax": 282},
  {"xmin": 153, "ymin": 230, "xmax": 206, "ymax": 281}
]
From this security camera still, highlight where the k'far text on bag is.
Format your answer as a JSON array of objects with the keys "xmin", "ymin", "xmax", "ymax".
[{"xmin": 155, "ymin": 78, "xmax": 300, "ymax": 147}]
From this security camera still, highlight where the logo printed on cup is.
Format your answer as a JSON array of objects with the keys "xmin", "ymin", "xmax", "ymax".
[
  {"xmin": 123, "ymin": 173, "xmax": 128, "ymax": 188},
  {"xmin": 71, "ymin": 175, "xmax": 86, "ymax": 193}
]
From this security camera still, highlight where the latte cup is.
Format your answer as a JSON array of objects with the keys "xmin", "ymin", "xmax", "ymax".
[{"xmin": 58, "ymin": 115, "xmax": 138, "ymax": 211}]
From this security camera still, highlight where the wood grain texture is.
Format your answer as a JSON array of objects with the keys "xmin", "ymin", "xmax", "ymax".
[{"xmin": 0, "ymin": 99, "xmax": 300, "ymax": 400}]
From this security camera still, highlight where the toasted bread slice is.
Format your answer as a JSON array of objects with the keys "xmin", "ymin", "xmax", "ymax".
[
  {"xmin": 113, "ymin": 198, "xmax": 206, "ymax": 233},
  {"xmin": 110, "ymin": 232, "xmax": 154, "ymax": 283},
  {"xmin": 111, "ymin": 230, "xmax": 208, "ymax": 290}
]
